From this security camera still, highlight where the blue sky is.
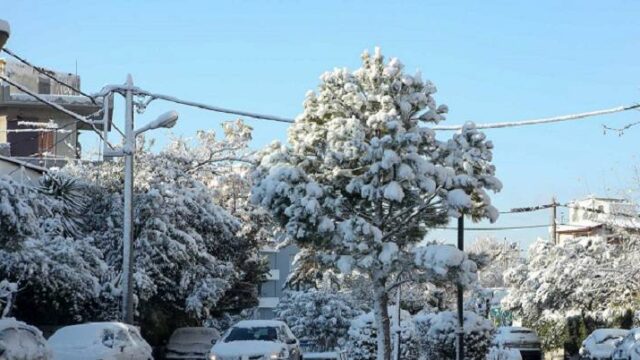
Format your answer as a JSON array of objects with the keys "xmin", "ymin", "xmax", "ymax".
[{"xmin": 3, "ymin": 0, "xmax": 639, "ymax": 248}]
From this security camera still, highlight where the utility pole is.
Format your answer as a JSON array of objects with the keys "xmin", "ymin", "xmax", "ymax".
[
  {"xmin": 394, "ymin": 282, "xmax": 401, "ymax": 360},
  {"xmin": 122, "ymin": 74, "xmax": 135, "ymax": 324},
  {"xmin": 456, "ymin": 216, "xmax": 465, "ymax": 360},
  {"xmin": 551, "ymin": 196, "xmax": 557, "ymax": 245}
]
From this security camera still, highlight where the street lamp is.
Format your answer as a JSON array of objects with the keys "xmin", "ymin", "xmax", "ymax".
[
  {"xmin": 134, "ymin": 110, "xmax": 178, "ymax": 136},
  {"xmin": 0, "ymin": 19, "xmax": 10, "ymax": 50},
  {"xmin": 105, "ymin": 75, "xmax": 179, "ymax": 324}
]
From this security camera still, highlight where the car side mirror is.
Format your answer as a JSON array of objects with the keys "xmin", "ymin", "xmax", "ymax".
[{"xmin": 286, "ymin": 338, "xmax": 297, "ymax": 345}]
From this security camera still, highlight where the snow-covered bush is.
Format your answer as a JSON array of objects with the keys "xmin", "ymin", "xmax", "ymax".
[
  {"xmin": 276, "ymin": 290, "xmax": 362, "ymax": 350},
  {"xmin": 468, "ymin": 237, "xmax": 522, "ymax": 288},
  {"xmin": 251, "ymin": 47, "xmax": 501, "ymax": 359},
  {"xmin": 346, "ymin": 306, "xmax": 419, "ymax": 360},
  {"xmin": 0, "ymin": 177, "xmax": 107, "ymax": 324},
  {"xmin": 502, "ymin": 236, "xmax": 640, "ymax": 352},
  {"xmin": 61, "ymin": 128, "xmax": 269, "ymax": 344},
  {"xmin": 413, "ymin": 310, "xmax": 495, "ymax": 360}
]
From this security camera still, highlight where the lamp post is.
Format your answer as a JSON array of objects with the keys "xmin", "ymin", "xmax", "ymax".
[
  {"xmin": 0, "ymin": 19, "xmax": 10, "ymax": 50},
  {"xmin": 456, "ymin": 216, "xmax": 465, "ymax": 360},
  {"xmin": 105, "ymin": 75, "xmax": 179, "ymax": 324}
]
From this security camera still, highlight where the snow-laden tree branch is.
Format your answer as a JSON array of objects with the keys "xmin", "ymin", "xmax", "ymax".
[{"xmin": 251, "ymin": 48, "xmax": 501, "ymax": 360}]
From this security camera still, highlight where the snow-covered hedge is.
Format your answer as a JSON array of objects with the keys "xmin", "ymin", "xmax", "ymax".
[
  {"xmin": 413, "ymin": 310, "xmax": 495, "ymax": 360},
  {"xmin": 346, "ymin": 306, "xmax": 419, "ymax": 360},
  {"xmin": 276, "ymin": 290, "xmax": 361, "ymax": 350}
]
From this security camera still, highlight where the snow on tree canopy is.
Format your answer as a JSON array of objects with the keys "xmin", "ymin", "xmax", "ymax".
[{"xmin": 251, "ymin": 48, "xmax": 500, "ymax": 360}]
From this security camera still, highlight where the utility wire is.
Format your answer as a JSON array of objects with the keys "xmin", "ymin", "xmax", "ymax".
[
  {"xmin": 1, "ymin": 48, "xmax": 97, "ymax": 104},
  {"xmin": 136, "ymin": 87, "xmax": 639, "ymax": 131},
  {"xmin": 432, "ymin": 104, "xmax": 640, "ymax": 131},
  {"xmin": 136, "ymin": 90, "xmax": 295, "ymax": 124}
]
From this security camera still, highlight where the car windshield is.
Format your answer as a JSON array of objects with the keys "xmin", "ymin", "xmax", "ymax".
[
  {"xmin": 224, "ymin": 326, "xmax": 278, "ymax": 342},
  {"xmin": 170, "ymin": 328, "xmax": 218, "ymax": 344}
]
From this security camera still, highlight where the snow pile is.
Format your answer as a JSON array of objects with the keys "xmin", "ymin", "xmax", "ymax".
[
  {"xmin": 413, "ymin": 310, "xmax": 495, "ymax": 360},
  {"xmin": 276, "ymin": 290, "xmax": 361, "ymax": 351},
  {"xmin": 346, "ymin": 306, "xmax": 419, "ymax": 360},
  {"xmin": 0, "ymin": 318, "xmax": 52, "ymax": 360}
]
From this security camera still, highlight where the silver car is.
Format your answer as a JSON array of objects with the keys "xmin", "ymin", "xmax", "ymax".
[{"xmin": 166, "ymin": 327, "xmax": 220, "ymax": 360}]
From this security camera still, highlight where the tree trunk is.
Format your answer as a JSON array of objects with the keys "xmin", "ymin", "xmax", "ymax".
[{"xmin": 373, "ymin": 278, "xmax": 392, "ymax": 360}]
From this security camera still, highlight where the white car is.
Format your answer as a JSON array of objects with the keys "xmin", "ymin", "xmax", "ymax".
[
  {"xmin": 209, "ymin": 320, "xmax": 302, "ymax": 360},
  {"xmin": 579, "ymin": 328, "xmax": 628, "ymax": 360},
  {"xmin": 0, "ymin": 318, "xmax": 51, "ymax": 360},
  {"xmin": 612, "ymin": 328, "xmax": 640, "ymax": 360},
  {"xmin": 492, "ymin": 326, "xmax": 542, "ymax": 360},
  {"xmin": 48, "ymin": 322, "xmax": 153, "ymax": 360},
  {"xmin": 165, "ymin": 327, "xmax": 220, "ymax": 360}
]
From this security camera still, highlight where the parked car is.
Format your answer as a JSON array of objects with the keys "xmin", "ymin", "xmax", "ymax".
[
  {"xmin": 492, "ymin": 326, "xmax": 542, "ymax": 360},
  {"xmin": 0, "ymin": 318, "xmax": 51, "ymax": 360},
  {"xmin": 303, "ymin": 351, "xmax": 348, "ymax": 360},
  {"xmin": 579, "ymin": 328, "xmax": 628, "ymax": 360},
  {"xmin": 165, "ymin": 327, "xmax": 220, "ymax": 360},
  {"xmin": 48, "ymin": 322, "xmax": 153, "ymax": 360},
  {"xmin": 209, "ymin": 320, "xmax": 302, "ymax": 360},
  {"xmin": 612, "ymin": 328, "xmax": 640, "ymax": 360}
]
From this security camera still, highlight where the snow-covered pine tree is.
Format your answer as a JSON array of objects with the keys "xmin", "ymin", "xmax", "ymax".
[{"xmin": 251, "ymin": 48, "xmax": 501, "ymax": 359}]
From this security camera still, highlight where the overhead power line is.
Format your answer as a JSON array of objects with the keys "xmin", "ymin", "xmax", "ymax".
[
  {"xmin": 136, "ymin": 90, "xmax": 295, "ymax": 124},
  {"xmin": 432, "ymin": 103, "xmax": 640, "ymax": 131},
  {"xmin": 143, "ymin": 88, "xmax": 639, "ymax": 131},
  {"xmin": 1, "ymin": 48, "xmax": 97, "ymax": 104}
]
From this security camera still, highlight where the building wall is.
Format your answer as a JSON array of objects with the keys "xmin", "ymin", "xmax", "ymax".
[
  {"xmin": 0, "ymin": 60, "xmax": 82, "ymax": 164},
  {"xmin": 0, "ymin": 158, "xmax": 45, "ymax": 184},
  {"xmin": 256, "ymin": 244, "xmax": 298, "ymax": 320}
]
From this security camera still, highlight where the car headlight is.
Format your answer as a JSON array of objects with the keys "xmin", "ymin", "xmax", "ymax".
[
  {"xmin": 209, "ymin": 353, "xmax": 218, "ymax": 360},
  {"xmin": 270, "ymin": 349, "xmax": 288, "ymax": 359}
]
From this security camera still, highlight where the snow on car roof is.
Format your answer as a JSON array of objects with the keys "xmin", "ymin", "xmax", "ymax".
[
  {"xmin": 233, "ymin": 320, "xmax": 287, "ymax": 328},
  {"xmin": 590, "ymin": 328, "xmax": 628, "ymax": 342},
  {"xmin": 48, "ymin": 322, "xmax": 134, "ymax": 347}
]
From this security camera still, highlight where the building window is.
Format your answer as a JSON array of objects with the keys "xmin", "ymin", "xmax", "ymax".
[{"xmin": 38, "ymin": 78, "xmax": 51, "ymax": 94}]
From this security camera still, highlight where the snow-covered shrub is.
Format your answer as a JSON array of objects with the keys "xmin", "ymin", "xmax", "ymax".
[
  {"xmin": 502, "ymin": 235, "xmax": 640, "ymax": 353},
  {"xmin": 346, "ymin": 306, "xmax": 419, "ymax": 360},
  {"xmin": 413, "ymin": 310, "xmax": 495, "ymax": 360},
  {"xmin": 251, "ymin": 47, "xmax": 500, "ymax": 359},
  {"xmin": 276, "ymin": 290, "xmax": 362, "ymax": 350},
  {"xmin": 0, "ymin": 177, "xmax": 107, "ymax": 324}
]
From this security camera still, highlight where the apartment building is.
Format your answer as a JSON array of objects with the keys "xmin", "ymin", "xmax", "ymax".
[
  {"xmin": 256, "ymin": 244, "xmax": 298, "ymax": 319},
  {"xmin": 0, "ymin": 59, "xmax": 103, "ymax": 168}
]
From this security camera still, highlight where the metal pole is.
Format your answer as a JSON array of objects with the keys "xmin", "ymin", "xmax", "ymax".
[
  {"xmin": 394, "ymin": 282, "xmax": 401, "ymax": 360},
  {"xmin": 456, "ymin": 216, "xmax": 465, "ymax": 360},
  {"xmin": 122, "ymin": 74, "xmax": 135, "ymax": 324},
  {"xmin": 551, "ymin": 196, "xmax": 557, "ymax": 244}
]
